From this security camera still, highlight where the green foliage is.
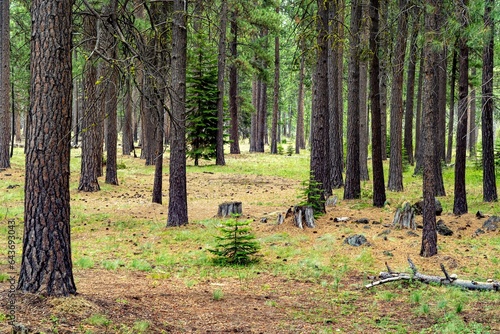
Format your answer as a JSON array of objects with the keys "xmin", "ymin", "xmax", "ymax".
[
  {"xmin": 209, "ymin": 219, "xmax": 260, "ymax": 266},
  {"xmin": 277, "ymin": 144, "xmax": 284, "ymax": 155},
  {"xmin": 286, "ymin": 144, "xmax": 294, "ymax": 156},
  {"xmin": 186, "ymin": 32, "xmax": 221, "ymax": 166},
  {"xmin": 299, "ymin": 172, "xmax": 325, "ymax": 217}
]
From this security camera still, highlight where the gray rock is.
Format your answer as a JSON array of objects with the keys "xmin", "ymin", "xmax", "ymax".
[
  {"xmin": 344, "ymin": 234, "xmax": 368, "ymax": 247},
  {"xmin": 355, "ymin": 218, "xmax": 370, "ymax": 224},
  {"xmin": 407, "ymin": 231, "xmax": 419, "ymax": 237},
  {"xmin": 436, "ymin": 220, "xmax": 453, "ymax": 236},
  {"xmin": 413, "ymin": 198, "xmax": 443, "ymax": 216},
  {"xmin": 482, "ymin": 216, "xmax": 500, "ymax": 231},
  {"xmin": 475, "ymin": 228, "xmax": 485, "ymax": 236}
]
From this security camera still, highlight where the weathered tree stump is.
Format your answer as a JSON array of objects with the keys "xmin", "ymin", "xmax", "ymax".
[
  {"xmin": 293, "ymin": 205, "xmax": 315, "ymax": 229},
  {"xmin": 392, "ymin": 202, "xmax": 416, "ymax": 229},
  {"xmin": 217, "ymin": 201, "xmax": 242, "ymax": 217}
]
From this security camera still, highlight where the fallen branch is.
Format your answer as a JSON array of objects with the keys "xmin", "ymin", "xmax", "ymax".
[{"xmin": 366, "ymin": 257, "xmax": 500, "ymax": 291}]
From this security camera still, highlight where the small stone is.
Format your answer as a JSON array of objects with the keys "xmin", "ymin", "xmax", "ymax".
[
  {"xmin": 344, "ymin": 234, "xmax": 368, "ymax": 247},
  {"xmin": 482, "ymin": 216, "xmax": 500, "ymax": 231},
  {"xmin": 407, "ymin": 231, "xmax": 419, "ymax": 237},
  {"xmin": 355, "ymin": 218, "xmax": 370, "ymax": 224},
  {"xmin": 363, "ymin": 225, "xmax": 371, "ymax": 229},
  {"xmin": 475, "ymin": 228, "xmax": 485, "ymax": 236},
  {"xmin": 436, "ymin": 220, "xmax": 453, "ymax": 236},
  {"xmin": 476, "ymin": 211, "xmax": 485, "ymax": 219}
]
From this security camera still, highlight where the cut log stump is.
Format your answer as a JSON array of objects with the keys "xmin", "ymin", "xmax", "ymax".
[
  {"xmin": 392, "ymin": 202, "xmax": 416, "ymax": 229},
  {"xmin": 293, "ymin": 205, "xmax": 315, "ymax": 229},
  {"xmin": 217, "ymin": 201, "xmax": 242, "ymax": 217}
]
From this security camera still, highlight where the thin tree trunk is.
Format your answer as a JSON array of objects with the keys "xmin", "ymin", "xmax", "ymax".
[
  {"xmin": 0, "ymin": 0, "xmax": 11, "ymax": 169},
  {"xmin": 453, "ymin": 1, "xmax": 469, "ymax": 215},
  {"xmin": 123, "ymin": 77, "xmax": 134, "ymax": 155},
  {"xmin": 468, "ymin": 72, "xmax": 477, "ymax": 158},
  {"xmin": 295, "ymin": 41, "xmax": 306, "ymax": 154},
  {"xmin": 369, "ymin": 0, "xmax": 386, "ymax": 207},
  {"xmin": 404, "ymin": 9, "xmax": 420, "ymax": 167},
  {"xmin": 104, "ymin": 2, "xmax": 119, "ymax": 186},
  {"xmin": 310, "ymin": 0, "xmax": 330, "ymax": 202},
  {"xmin": 446, "ymin": 47, "xmax": 457, "ymax": 164},
  {"xmin": 167, "ymin": 0, "xmax": 188, "ymax": 226},
  {"xmin": 379, "ymin": 0, "xmax": 389, "ymax": 160},
  {"xmin": 229, "ymin": 12, "xmax": 240, "ymax": 154},
  {"xmin": 271, "ymin": 7, "xmax": 280, "ymax": 155},
  {"xmin": 420, "ymin": 0, "xmax": 440, "ymax": 258},
  {"xmin": 79, "ymin": 14, "xmax": 101, "ymax": 192},
  {"xmin": 414, "ymin": 48, "xmax": 424, "ymax": 174},
  {"xmin": 19, "ymin": 0, "xmax": 76, "ymax": 296},
  {"xmin": 344, "ymin": 0, "xmax": 361, "ymax": 200},
  {"xmin": 388, "ymin": 0, "xmax": 409, "ymax": 192},
  {"xmin": 328, "ymin": 1, "xmax": 343, "ymax": 188},
  {"xmin": 359, "ymin": 0, "xmax": 369, "ymax": 181},
  {"xmin": 437, "ymin": 47, "xmax": 447, "ymax": 162},
  {"xmin": 482, "ymin": 0, "xmax": 497, "ymax": 202},
  {"xmin": 216, "ymin": 0, "xmax": 227, "ymax": 165}
]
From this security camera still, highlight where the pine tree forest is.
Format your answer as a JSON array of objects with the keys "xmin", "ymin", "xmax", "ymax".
[{"xmin": 1, "ymin": 0, "xmax": 500, "ymax": 332}]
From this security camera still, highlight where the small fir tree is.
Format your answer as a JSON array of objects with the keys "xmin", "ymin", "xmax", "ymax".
[
  {"xmin": 186, "ymin": 34, "xmax": 220, "ymax": 166},
  {"xmin": 209, "ymin": 219, "xmax": 260, "ymax": 265}
]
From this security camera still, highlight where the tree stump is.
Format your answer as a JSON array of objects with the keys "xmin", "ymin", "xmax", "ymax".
[
  {"xmin": 392, "ymin": 202, "xmax": 416, "ymax": 229},
  {"xmin": 217, "ymin": 201, "xmax": 242, "ymax": 217},
  {"xmin": 293, "ymin": 205, "xmax": 315, "ymax": 229}
]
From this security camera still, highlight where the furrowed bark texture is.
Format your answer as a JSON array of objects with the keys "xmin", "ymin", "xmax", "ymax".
[{"xmin": 19, "ymin": 0, "xmax": 76, "ymax": 296}]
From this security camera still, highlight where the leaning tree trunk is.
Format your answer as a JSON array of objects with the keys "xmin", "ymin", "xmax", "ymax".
[
  {"xmin": 19, "ymin": 0, "xmax": 76, "ymax": 296},
  {"xmin": 482, "ymin": 0, "xmax": 497, "ymax": 202}
]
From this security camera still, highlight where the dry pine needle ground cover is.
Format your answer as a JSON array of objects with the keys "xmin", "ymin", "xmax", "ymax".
[{"xmin": 0, "ymin": 147, "xmax": 499, "ymax": 333}]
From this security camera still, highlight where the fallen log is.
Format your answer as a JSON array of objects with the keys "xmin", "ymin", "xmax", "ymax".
[{"xmin": 366, "ymin": 258, "xmax": 500, "ymax": 291}]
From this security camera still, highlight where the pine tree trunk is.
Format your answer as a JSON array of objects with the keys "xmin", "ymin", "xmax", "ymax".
[
  {"xmin": 216, "ymin": 0, "xmax": 227, "ymax": 165},
  {"xmin": 359, "ymin": 0, "xmax": 369, "ymax": 181},
  {"xmin": 19, "ymin": 0, "xmax": 76, "ymax": 296},
  {"xmin": 388, "ymin": 0, "xmax": 409, "ymax": 192},
  {"xmin": 414, "ymin": 49, "xmax": 424, "ymax": 174},
  {"xmin": 122, "ymin": 78, "xmax": 134, "ymax": 155},
  {"xmin": 0, "ymin": 0, "xmax": 11, "ymax": 169},
  {"xmin": 344, "ymin": 0, "xmax": 361, "ymax": 200},
  {"xmin": 420, "ymin": 0, "xmax": 439, "ymax": 257},
  {"xmin": 229, "ymin": 12, "xmax": 240, "ymax": 154},
  {"xmin": 295, "ymin": 41, "xmax": 306, "ymax": 154},
  {"xmin": 482, "ymin": 0, "xmax": 497, "ymax": 202},
  {"xmin": 468, "ymin": 75, "xmax": 477, "ymax": 158},
  {"xmin": 404, "ymin": 10, "xmax": 420, "ymax": 167},
  {"xmin": 369, "ymin": 0, "xmax": 386, "ymax": 208},
  {"xmin": 453, "ymin": 2, "xmax": 469, "ymax": 215},
  {"xmin": 79, "ymin": 14, "xmax": 101, "ymax": 192},
  {"xmin": 167, "ymin": 0, "xmax": 188, "ymax": 226},
  {"xmin": 271, "ymin": 9, "xmax": 280, "ymax": 155},
  {"xmin": 446, "ymin": 48, "xmax": 457, "ymax": 164},
  {"xmin": 328, "ymin": 2, "xmax": 343, "ymax": 188},
  {"xmin": 104, "ymin": 2, "xmax": 119, "ymax": 186},
  {"xmin": 379, "ymin": 0, "xmax": 389, "ymax": 160},
  {"xmin": 310, "ymin": 0, "xmax": 330, "ymax": 201}
]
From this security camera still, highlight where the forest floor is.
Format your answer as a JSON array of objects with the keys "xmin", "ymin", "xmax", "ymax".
[{"xmin": 0, "ymin": 148, "xmax": 499, "ymax": 333}]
